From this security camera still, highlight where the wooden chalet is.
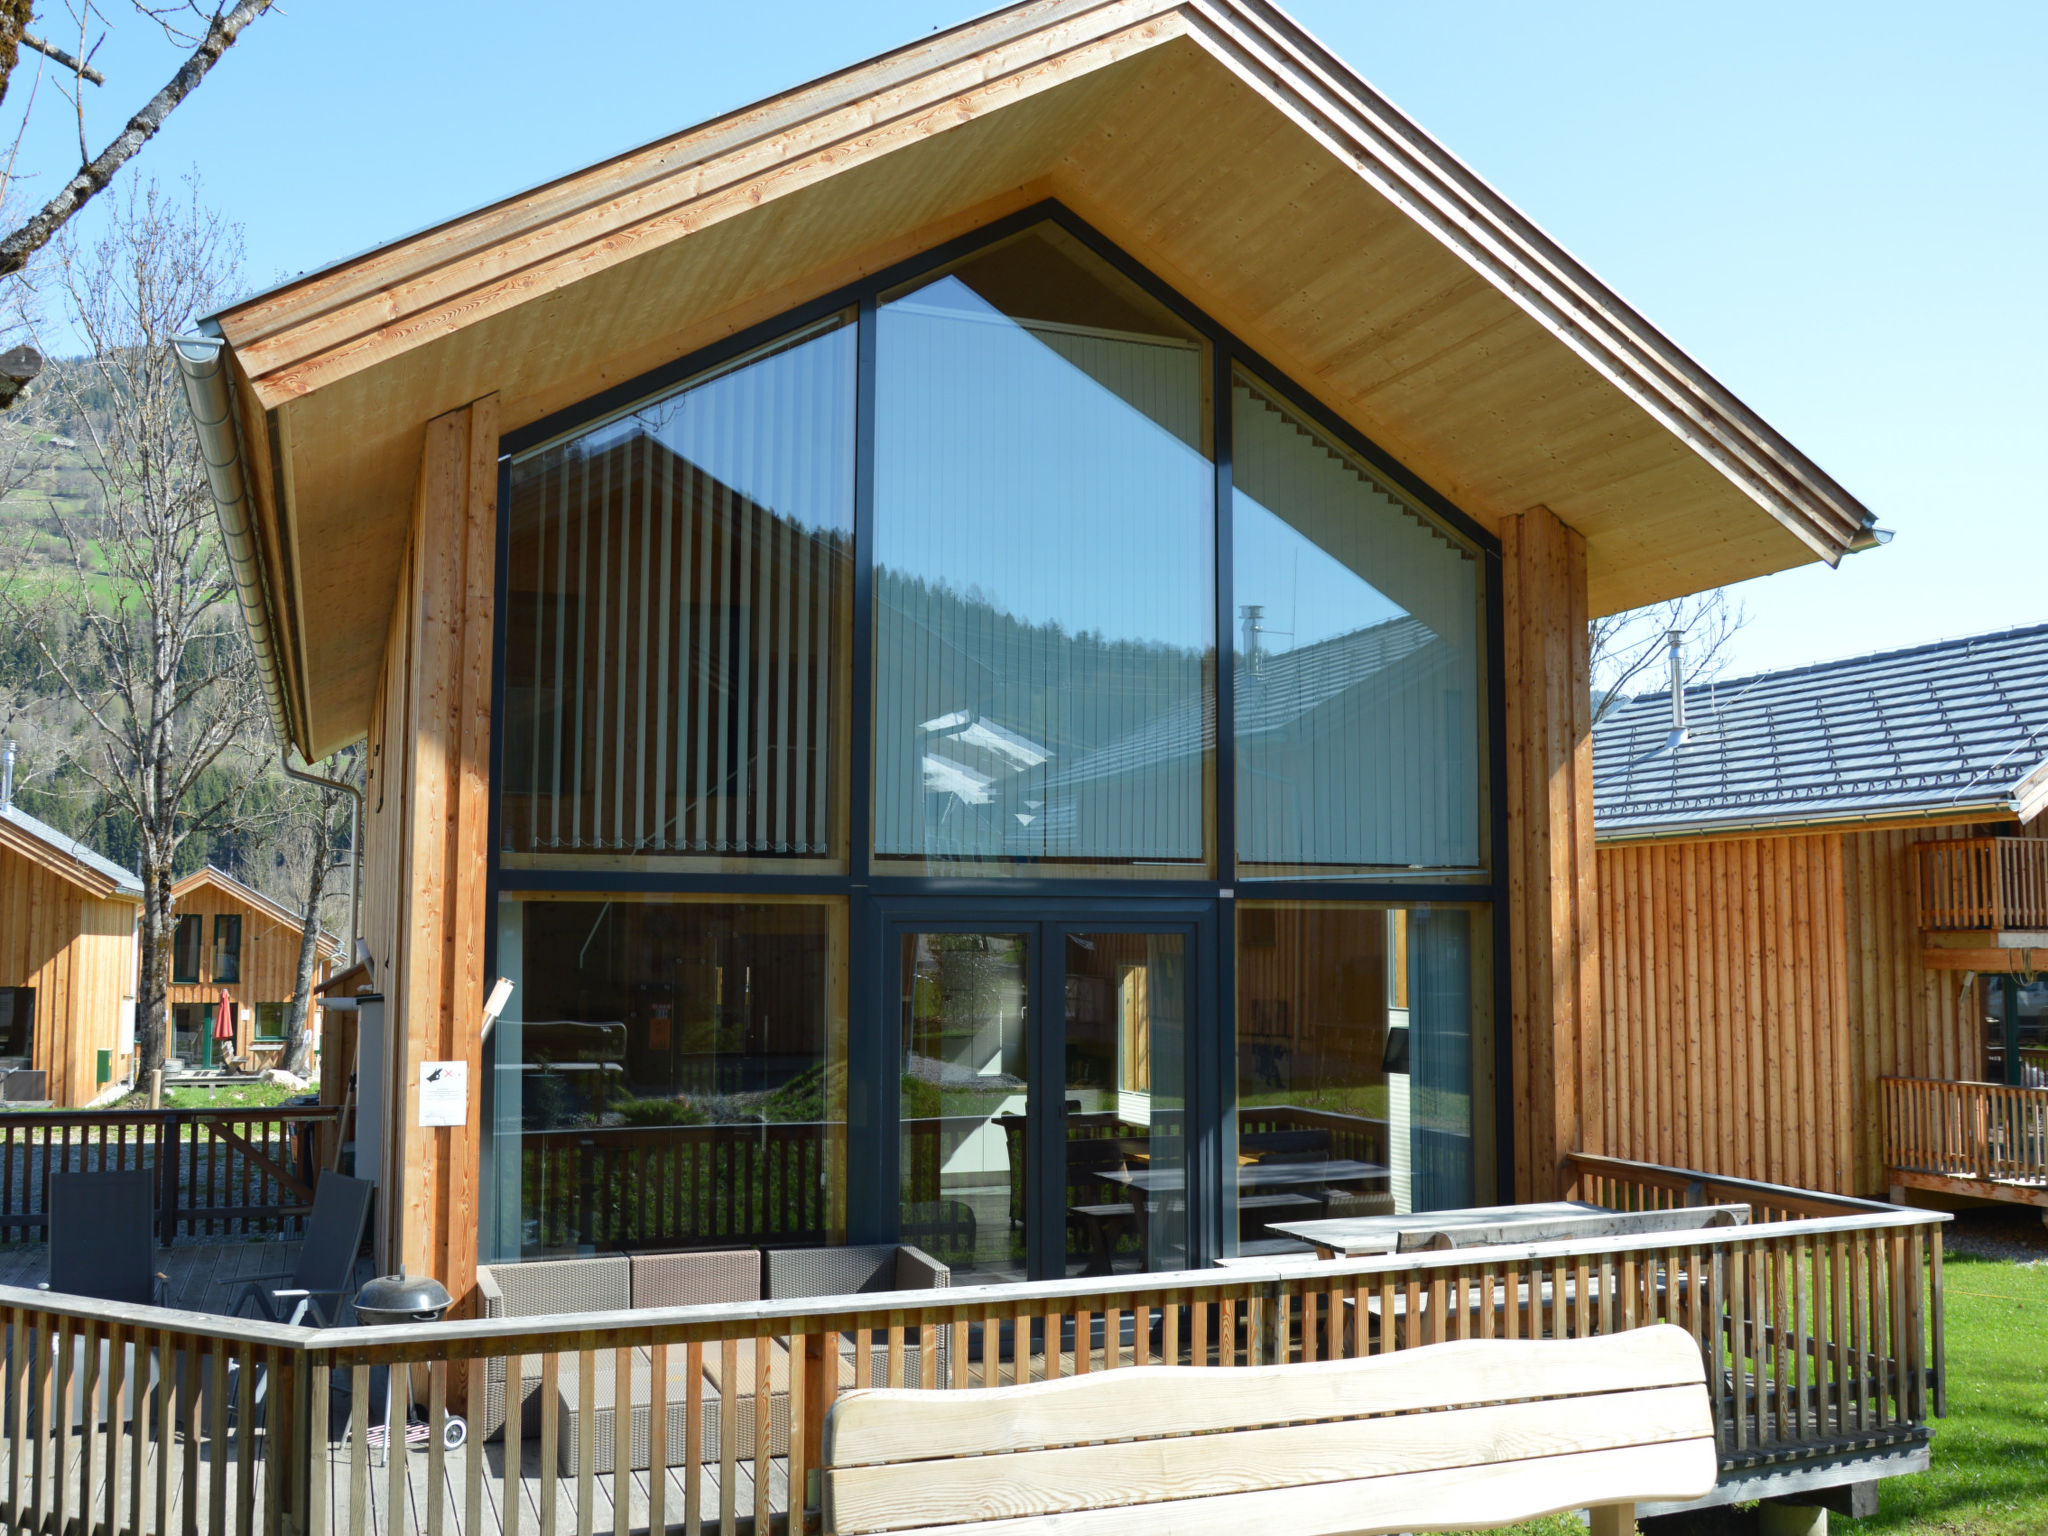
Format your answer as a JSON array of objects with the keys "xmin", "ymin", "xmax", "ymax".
[
  {"xmin": 179, "ymin": 0, "xmax": 1883, "ymax": 1319},
  {"xmin": 1595, "ymin": 623, "xmax": 2048, "ymax": 1210},
  {"xmin": 165, "ymin": 865, "xmax": 340, "ymax": 1072},
  {"xmin": 0, "ymin": 798, "xmax": 140, "ymax": 1106}
]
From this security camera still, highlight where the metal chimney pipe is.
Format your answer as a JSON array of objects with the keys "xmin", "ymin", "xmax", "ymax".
[
  {"xmin": 1, "ymin": 741, "xmax": 13, "ymax": 809},
  {"xmin": 1240, "ymin": 604, "xmax": 1264, "ymax": 674},
  {"xmin": 1666, "ymin": 628, "xmax": 1688, "ymax": 747}
]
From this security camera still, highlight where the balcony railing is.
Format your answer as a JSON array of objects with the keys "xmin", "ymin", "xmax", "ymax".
[
  {"xmin": 1915, "ymin": 836, "xmax": 2048, "ymax": 931},
  {"xmin": 0, "ymin": 1153, "xmax": 1944, "ymax": 1536},
  {"xmin": 0, "ymin": 1105, "xmax": 339, "ymax": 1241},
  {"xmin": 1883, "ymin": 1076, "xmax": 2048, "ymax": 1197}
]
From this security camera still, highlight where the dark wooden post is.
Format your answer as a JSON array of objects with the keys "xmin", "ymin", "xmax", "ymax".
[{"xmin": 158, "ymin": 1110, "xmax": 182, "ymax": 1246}]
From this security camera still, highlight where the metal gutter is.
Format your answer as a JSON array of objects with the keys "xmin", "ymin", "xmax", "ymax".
[
  {"xmin": 173, "ymin": 335, "xmax": 295, "ymax": 751},
  {"xmin": 1595, "ymin": 798, "xmax": 2021, "ymax": 846}
]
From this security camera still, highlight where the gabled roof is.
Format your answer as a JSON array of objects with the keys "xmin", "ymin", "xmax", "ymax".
[
  {"xmin": 193, "ymin": 0, "xmax": 1876, "ymax": 759},
  {"xmin": 171, "ymin": 866, "xmax": 345, "ymax": 963},
  {"xmin": 0, "ymin": 803, "xmax": 143, "ymax": 902},
  {"xmin": 1593, "ymin": 624, "xmax": 2048, "ymax": 841}
]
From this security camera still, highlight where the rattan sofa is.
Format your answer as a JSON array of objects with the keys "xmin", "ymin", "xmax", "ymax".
[{"xmin": 476, "ymin": 1243, "xmax": 949, "ymax": 1476}]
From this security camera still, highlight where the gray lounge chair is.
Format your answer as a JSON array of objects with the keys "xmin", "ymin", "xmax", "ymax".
[
  {"xmin": 42, "ymin": 1169, "xmax": 165, "ymax": 1306},
  {"xmin": 230, "ymin": 1173, "xmax": 373, "ymax": 1326},
  {"xmin": 38, "ymin": 1170, "xmax": 165, "ymax": 1427}
]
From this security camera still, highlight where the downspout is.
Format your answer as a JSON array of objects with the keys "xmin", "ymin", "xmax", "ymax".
[
  {"xmin": 173, "ymin": 334, "xmax": 294, "ymax": 750},
  {"xmin": 280, "ymin": 753, "xmax": 363, "ymax": 967}
]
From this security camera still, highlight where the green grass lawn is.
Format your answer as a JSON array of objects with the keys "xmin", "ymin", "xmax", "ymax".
[
  {"xmin": 1841, "ymin": 1253, "xmax": 2048, "ymax": 1535},
  {"xmin": 95, "ymin": 1081, "xmax": 315, "ymax": 1112}
]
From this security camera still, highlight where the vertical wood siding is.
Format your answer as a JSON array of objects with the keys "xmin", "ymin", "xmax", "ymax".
[
  {"xmin": 0, "ymin": 842, "xmax": 138, "ymax": 1106},
  {"xmin": 1598, "ymin": 822, "xmax": 2004, "ymax": 1197},
  {"xmin": 1841, "ymin": 824, "xmax": 1982, "ymax": 1192},
  {"xmin": 1596, "ymin": 833, "xmax": 1852, "ymax": 1193}
]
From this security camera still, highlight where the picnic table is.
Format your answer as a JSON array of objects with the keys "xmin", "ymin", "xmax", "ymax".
[
  {"xmin": 1268, "ymin": 1200, "xmax": 1750, "ymax": 1259},
  {"xmin": 1069, "ymin": 1159, "xmax": 1391, "ymax": 1276}
]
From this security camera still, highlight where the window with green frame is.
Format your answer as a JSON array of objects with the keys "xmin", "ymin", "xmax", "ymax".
[
  {"xmin": 254, "ymin": 1003, "xmax": 287, "ymax": 1042},
  {"xmin": 212, "ymin": 914, "xmax": 243, "ymax": 985}
]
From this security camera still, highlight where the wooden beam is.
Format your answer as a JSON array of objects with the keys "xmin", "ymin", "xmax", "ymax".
[
  {"xmin": 1889, "ymin": 1168, "xmax": 2048, "ymax": 1209},
  {"xmin": 1919, "ymin": 947, "xmax": 2048, "ymax": 973},
  {"xmin": 392, "ymin": 396, "xmax": 497, "ymax": 1307},
  {"xmin": 1502, "ymin": 505, "xmax": 1600, "ymax": 1200}
]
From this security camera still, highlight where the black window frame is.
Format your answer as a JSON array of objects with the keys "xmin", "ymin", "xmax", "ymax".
[{"xmin": 483, "ymin": 201, "xmax": 1516, "ymax": 1263}]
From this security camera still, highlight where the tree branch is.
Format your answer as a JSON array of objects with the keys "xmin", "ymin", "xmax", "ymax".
[
  {"xmin": 22, "ymin": 31, "xmax": 105, "ymax": 86},
  {"xmin": 0, "ymin": 1, "xmax": 272, "ymax": 279}
]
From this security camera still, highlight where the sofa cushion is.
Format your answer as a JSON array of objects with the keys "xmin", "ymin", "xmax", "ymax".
[
  {"xmin": 764, "ymin": 1244, "xmax": 897, "ymax": 1300},
  {"xmin": 482, "ymin": 1254, "xmax": 630, "ymax": 1318},
  {"xmin": 630, "ymin": 1248, "xmax": 761, "ymax": 1308}
]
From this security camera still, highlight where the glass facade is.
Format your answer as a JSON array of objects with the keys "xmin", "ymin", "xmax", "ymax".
[
  {"xmin": 493, "ymin": 897, "xmax": 847, "ymax": 1258},
  {"xmin": 487, "ymin": 214, "xmax": 1500, "ymax": 1269},
  {"xmin": 1232, "ymin": 903, "xmax": 1491, "ymax": 1256},
  {"xmin": 873, "ymin": 226, "xmax": 1215, "ymax": 874},
  {"xmin": 500, "ymin": 320, "xmax": 856, "ymax": 872},
  {"xmin": 1232, "ymin": 372, "xmax": 1483, "ymax": 875}
]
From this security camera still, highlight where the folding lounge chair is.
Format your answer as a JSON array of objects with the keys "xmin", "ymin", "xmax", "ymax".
[
  {"xmin": 231, "ymin": 1173, "xmax": 373, "ymax": 1326},
  {"xmin": 39, "ymin": 1169, "xmax": 165, "ymax": 1427},
  {"xmin": 41, "ymin": 1168, "xmax": 165, "ymax": 1305}
]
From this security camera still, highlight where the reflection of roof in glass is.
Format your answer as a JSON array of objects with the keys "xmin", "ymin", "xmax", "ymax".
[
  {"xmin": 1045, "ymin": 615, "xmax": 1442, "ymax": 791},
  {"xmin": 1595, "ymin": 622, "xmax": 2048, "ymax": 834}
]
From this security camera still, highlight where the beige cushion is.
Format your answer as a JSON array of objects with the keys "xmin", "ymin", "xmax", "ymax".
[
  {"xmin": 631, "ymin": 1248, "xmax": 761, "ymax": 1308},
  {"xmin": 482, "ymin": 1255, "xmax": 630, "ymax": 1318}
]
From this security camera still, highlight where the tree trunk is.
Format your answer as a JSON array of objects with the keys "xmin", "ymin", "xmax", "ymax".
[
  {"xmin": 279, "ymin": 849, "xmax": 329, "ymax": 1080},
  {"xmin": 135, "ymin": 856, "xmax": 173, "ymax": 1081}
]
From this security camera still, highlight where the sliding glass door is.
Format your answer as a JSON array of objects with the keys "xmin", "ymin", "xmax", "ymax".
[{"xmin": 883, "ymin": 903, "xmax": 1210, "ymax": 1283}]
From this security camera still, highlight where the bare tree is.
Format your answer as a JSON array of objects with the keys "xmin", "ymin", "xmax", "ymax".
[
  {"xmin": 1589, "ymin": 588, "xmax": 1748, "ymax": 727},
  {"xmin": 0, "ymin": 1, "xmax": 276, "ymax": 398},
  {"xmin": 0, "ymin": 176, "xmax": 267, "ymax": 1081}
]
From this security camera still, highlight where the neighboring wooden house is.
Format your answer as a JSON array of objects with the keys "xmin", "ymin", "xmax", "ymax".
[
  {"xmin": 1593, "ymin": 623, "xmax": 2048, "ymax": 1200},
  {"xmin": 167, "ymin": 866, "xmax": 340, "ymax": 1073},
  {"xmin": 180, "ymin": 0, "xmax": 1881, "ymax": 1306},
  {"xmin": 0, "ymin": 800, "xmax": 141, "ymax": 1106}
]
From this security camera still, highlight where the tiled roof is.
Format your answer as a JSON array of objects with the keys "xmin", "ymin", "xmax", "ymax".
[
  {"xmin": 0, "ymin": 802, "xmax": 144, "ymax": 897},
  {"xmin": 1594, "ymin": 623, "xmax": 2048, "ymax": 838}
]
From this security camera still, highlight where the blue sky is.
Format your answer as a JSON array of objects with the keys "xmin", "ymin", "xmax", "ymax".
[{"xmin": 16, "ymin": 1, "xmax": 2043, "ymax": 680}]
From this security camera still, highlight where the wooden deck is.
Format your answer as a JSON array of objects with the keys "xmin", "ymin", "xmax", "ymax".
[
  {"xmin": 1883, "ymin": 1076, "xmax": 2048, "ymax": 1214},
  {"xmin": 0, "ymin": 1157, "xmax": 1948, "ymax": 1536},
  {"xmin": 0, "ymin": 1236, "xmax": 782, "ymax": 1535}
]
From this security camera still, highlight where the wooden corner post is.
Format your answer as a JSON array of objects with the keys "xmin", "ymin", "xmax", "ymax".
[
  {"xmin": 390, "ymin": 396, "xmax": 499, "ymax": 1310},
  {"xmin": 1501, "ymin": 506, "xmax": 1600, "ymax": 1201}
]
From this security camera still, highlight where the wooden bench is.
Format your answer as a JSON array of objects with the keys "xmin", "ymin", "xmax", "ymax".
[{"xmin": 821, "ymin": 1323, "xmax": 1715, "ymax": 1536}]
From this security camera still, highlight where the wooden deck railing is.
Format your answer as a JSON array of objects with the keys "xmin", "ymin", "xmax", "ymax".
[
  {"xmin": 1914, "ymin": 837, "xmax": 2048, "ymax": 931},
  {"xmin": 0, "ymin": 1106, "xmax": 340, "ymax": 1241},
  {"xmin": 1882, "ymin": 1077, "xmax": 2048, "ymax": 1199},
  {"xmin": 0, "ymin": 1155, "xmax": 1944, "ymax": 1536}
]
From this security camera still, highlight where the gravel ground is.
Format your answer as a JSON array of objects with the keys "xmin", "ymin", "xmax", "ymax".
[{"xmin": 1939, "ymin": 1202, "xmax": 2048, "ymax": 1264}]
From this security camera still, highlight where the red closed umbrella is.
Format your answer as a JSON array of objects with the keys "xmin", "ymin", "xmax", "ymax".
[{"xmin": 213, "ymin": 989, "xmax": 235, "ymax": 1043}]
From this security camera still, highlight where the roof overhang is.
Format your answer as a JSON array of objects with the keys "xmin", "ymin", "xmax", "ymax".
[
  {"xmin": 1596, "ymin": 801, "xmax": 2024, "ymax": 847},
  {"xmin": 200, "ymin": 0, "xmax": 1877, "ymax": 758},
  {"xmin": 0, "ymin": 814, "xmax": 143, "ymax": 903}
]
